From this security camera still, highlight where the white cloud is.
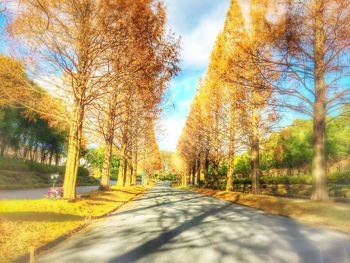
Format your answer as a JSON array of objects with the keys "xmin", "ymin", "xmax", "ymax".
[
  {"xmin": 181, "ymin": 12, "xmax": 226, "ymax": 68},
  {"xmin": 163, "ymin": 0, "xmax": 230, "ymax": 69},
  {"xmin": 157, "ymin": 117, "xmax": 186, "ymax": 152}
]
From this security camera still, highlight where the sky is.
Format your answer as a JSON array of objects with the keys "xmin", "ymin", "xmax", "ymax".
[{"xmin": 157, "ymin": 0, "xmax": 231, "ymax": 152}]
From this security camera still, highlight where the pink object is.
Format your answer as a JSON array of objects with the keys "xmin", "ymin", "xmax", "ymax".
[{"xmin": 47, "ymin": 187, "xmax": 64, "ymax": 198}]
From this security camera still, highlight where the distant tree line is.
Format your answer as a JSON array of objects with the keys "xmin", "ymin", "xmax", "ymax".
[
  {"xmin": 235, "ymin": 110, "xmax": 350, "ymax": 176},
  {"xmin": 0, "ymin": 106, "xmax": 67, "ymax": 165}
]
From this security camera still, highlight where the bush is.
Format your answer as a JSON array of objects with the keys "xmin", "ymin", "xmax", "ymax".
[
  {"xmin": 154, "ymin": 171, "xmax": 177, "ymax": 181},
  {"xmin": 233, "ymin": 171, "xmax": 350, "ymax": 186},
  {"xmin": 27, "ymin": 161, "xmax": 59, "ymax": 174},
  {"xmin": 261, "ymin": 175, "xmax": 313, "ymax": 185},
  {"xmin": 233, "ymin": 177, "xmax": 252, "ymax": 185},
  {"xmin": 328, "ymin": 170, "xmax": 350, "ymax": 185}
]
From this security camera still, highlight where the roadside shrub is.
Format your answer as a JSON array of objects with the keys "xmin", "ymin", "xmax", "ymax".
[
  {"xmin": 154, "ymin": 171, "xmax": 177, "ymax": 181},
  {"xmin": 328, "ymin": 170, "xmax": 350, "ymax": 185},
  {"xmin": 233, "ymin": 171, "xmax": 350, "ymax": 186},
  {"xmin": 27, "ymin": 161, "xmax": 59, "ymax": 174},
  {"xmin": 233, "ymin": 177, "xmax": 252, "ymax": 185}
]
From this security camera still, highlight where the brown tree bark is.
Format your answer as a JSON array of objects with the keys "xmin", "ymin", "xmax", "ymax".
[
  {"xmin": 49, "ymin": 152, "xmax": 53, "ymax": 166},
  {"xmin": 191, "ymin": 164, "xmax": 196, "ymax": 186},
  {"xmin": 131, "ymin": 151, "xmax": 138, "ymax": 185},
  {"xmin": 213, "ymin": 161, "xmax": 219, "ymax": 189},
  {"xmin": 196, "ymin": 158, "xmax": 201, "ymax": 187},
  {"xmin": 63, "ymin": 106, "xmax": 84, "ymax": 199},
  {"xmin": 204, "ymin": 157, "xmax": 209, "ymax": 188},
  {"xmin": 100, "ymin": 139, "xmax": 113, "ymax": 190},
  {"xmin": 0, "ymin": 142, "xmax": 6, "ymax": 156},
  {"xmin": 311, "ymin": 0, "xmax": 329, "ymax": 201}
]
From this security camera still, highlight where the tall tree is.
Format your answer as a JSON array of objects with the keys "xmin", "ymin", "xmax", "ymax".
[
  {"xmin": 11, "ymin": 0, "xmax": 109, "ymax": 198},
  {"xmin": 267, "ymin": 0, "xmax": 350, "ymax": 200}
]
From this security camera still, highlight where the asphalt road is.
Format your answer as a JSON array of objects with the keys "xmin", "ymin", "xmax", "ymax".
[
  {"xmin": 0, "ymin": 181, "xmax": 117, "ymax": 200},
  {"xmin": 39, "ymin": 183, "xmax": 350, "ymax": 263}
]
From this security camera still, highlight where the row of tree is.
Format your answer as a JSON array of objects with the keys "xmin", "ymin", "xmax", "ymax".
[
  {"xmin": 235, "ymin": 111, "xmax": 350, "ymax": 176},
  {"xmin": 2, "ymin": 0, "xmax": 179, "ymax": 198},
  {"xmin": 0, "ymin": 54, "xmax": 69, "ymax": 163},
  {"xmin": 0, "ymin": 106, "xmax": 66, "ymax": 164},
  {"xmin": 176, "ymin": 0, "xmax": 350, "ymax": 201}
]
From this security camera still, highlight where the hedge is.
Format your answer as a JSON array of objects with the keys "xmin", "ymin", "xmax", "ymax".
[{"xmin": 232, "ymin": 170, "xmax": 350, "ymax": 186}]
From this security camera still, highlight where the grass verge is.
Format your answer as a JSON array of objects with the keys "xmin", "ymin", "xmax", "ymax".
[
  {"xmin": 190, "ymin": 188, "xmax": 350, "ymax": 235},
  {"xmin": 0, "ymin": 156, "xmax": 98, "ymax": 190},
  {"xmin": 0, "ymin": 185, "xmax": 146, "ymax": 262}
]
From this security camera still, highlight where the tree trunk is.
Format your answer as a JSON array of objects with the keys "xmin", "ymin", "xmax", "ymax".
[
  {"xmin": 117, "ymin": 158, "xmax": 125, "ymax": 187},
  {"xmin": 30, "ymin": 148, "xmax": 35, "ymax": 161},
  {"xmin": 226, "ymin": 106, "xmax": 235, "ymax": 191},
  {"xmin": 100, "ymin": 140, "xmax": 113, "ymax": 190},
  {"xmin": 192, "ymin": 164, "xmax": 196, "ymax": 186},
  {"xmin": 132, "ymin": 151, "xmax": 138, "ymax": 185},
  {"xmin": 311, "ymin": 0, "xmax": 329, "ymax": 201},
  {"xmin": 213, "ymin": 162, "xmax": 219, "ymax": 189},
  {"xmin": 0, "ymin": 142, "xmax": 6, "ymax": 156},
  {"xmin": 187, "ymin": 169, "xmax": 191, "ymax": 186},
  {"xmin": 196, "ymin": 158, "xmax": 201, "ymax": 187},
  {"xmin": 49, "ymin": 152, "xmax": 53, "ymax": 166},
  {"xmin": 122, "ymin": 161, "xmax": 128, "ymax": 187},
  {"xmin": 23, "ymin": 147, "xmax": 28, "ymax": 159},
  {"xmin": 251, "ymin": 107, "xmax": 260, "ymax": 195},
  {"xmin": 63, "ymin": 106, "xmax": 84, "ymax": 199},
  {"xmin": 125, "ymin": 163, "xmax": 132, "ymax": 187},
  {"xmin": 182, "ymin": 172, "xmax": 188, "ymax": 187},
  {"xmin": 33, "ymin": 147, "xmax": 39, "ymax": 162},
  {"xmin": 204, "ymin": 156, "xmax": 209, "ymax": 188},
  {"xmin": 41, "ymin": 150, "xmax": 46, "ymax": 163}
]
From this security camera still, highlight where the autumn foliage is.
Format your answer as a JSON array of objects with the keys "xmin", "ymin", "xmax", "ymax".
[
  {"xmin": 2, "ymin": 0, "xmax": 179, "ymax": 198},
  {"xmin": 176, "ymin": 0, "xmax": 350, "ymax": 201}
]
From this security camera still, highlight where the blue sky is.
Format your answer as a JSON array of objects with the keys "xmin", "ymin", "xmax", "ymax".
[{"xmin": 158, "ymin": 0, "xmax": 231, "ymax": 152}]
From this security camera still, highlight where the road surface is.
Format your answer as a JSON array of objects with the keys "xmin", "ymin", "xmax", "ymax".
[
  {"xmin": 0, "ymin": 181, "xmax": 117, "ymax": 200},
  {"xmin": 39, "ymin": 183, "xmax": 350, "ymax": 263}
]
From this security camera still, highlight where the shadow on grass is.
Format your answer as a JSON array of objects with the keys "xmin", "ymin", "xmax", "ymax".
[
  {"xmin": 0, "ymin": 211, "xmax": 84, "ymax": 222},
  {"xmin": 85, "ymin": 197, "xmax": 127, "ymax": 203}
]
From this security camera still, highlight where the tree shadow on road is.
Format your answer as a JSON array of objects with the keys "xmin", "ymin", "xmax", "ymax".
[{"xmin": 39, "ymin": 186, "xmax": 350, "ymax": 263}]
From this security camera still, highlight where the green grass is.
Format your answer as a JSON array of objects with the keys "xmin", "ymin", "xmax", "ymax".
[
  {"xmin": 0, "ymin": 156, "xmax": 97, "ymax": 189},
  {"xmin": 0, "ymin": 185, "xmax": 146, "ymax": 262}
]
